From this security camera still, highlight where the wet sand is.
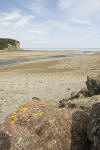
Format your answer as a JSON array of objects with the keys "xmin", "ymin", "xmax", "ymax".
[
  {"xmin": 0, "ymin": 50, "xmax": 80, "ymax": 61},
  {"xmin": 0, "ymin": 50, "xmax": 100, "ymax": 123}
]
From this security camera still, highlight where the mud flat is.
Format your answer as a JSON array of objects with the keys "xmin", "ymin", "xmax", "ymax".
[
  {"xmin": 0, "ymin": 50, "xmax": 80, "ymax": 61},
  {"xmin": 0, "ymin": 50, "xmax": 100, "ymax": 123}
]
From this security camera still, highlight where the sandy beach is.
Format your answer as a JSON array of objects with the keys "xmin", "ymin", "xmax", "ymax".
[{"xmin": 0, "ymin": 50, "xmax": 100, "ymax": 123}]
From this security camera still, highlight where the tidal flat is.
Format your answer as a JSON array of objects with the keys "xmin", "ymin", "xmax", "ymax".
[{"xmin": 0, "ymin": 50, "xmax": 100, "ymax": 123}]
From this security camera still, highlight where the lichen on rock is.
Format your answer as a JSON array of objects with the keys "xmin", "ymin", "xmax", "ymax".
[{"xmin": 0, "ymin": 100, "xmax": 90, "ymax": 150}]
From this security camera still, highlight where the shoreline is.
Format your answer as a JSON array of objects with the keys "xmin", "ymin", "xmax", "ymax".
[
  {"xmin": 0, "ymin": 51, "xmax": 91, "ymax": 67},
  {"xmin": 0, "ymin": 50, "xmax": 81, "ymax": 61}
]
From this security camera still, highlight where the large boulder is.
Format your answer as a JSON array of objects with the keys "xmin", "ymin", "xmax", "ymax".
[
  {"xmin": 86, "ymin": 75, "xmax": 100, "ymax": 96},
  {"xmin": 70, "ymin": 111, "xmax": 90, "ymax": 150},
  {"xmin": 70, "ymin": 88, "xmax": 90, "ymax": 99},
  {"xmin": 0, "ymin": 100, "xmax": 89, "ymax": 150},
  {"xmin": 59, "ymin": 95, "xmax": 100, "ymax": 112},
  {"xmin": 87, "ymin": 103, "xmax": 100, "ymax": 150},
  {"xmin": 59, "ymin": 88, "xmax": 90, "ymax": 109}
]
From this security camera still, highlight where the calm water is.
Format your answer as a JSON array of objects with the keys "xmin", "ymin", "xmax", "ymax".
[
  {"xmin": 22, "ymin": 48, "xmax": 100, "ymax": 51},
  {"xmin": 0, "ymin": 51, "xmax": 93, "ymax": 67}
]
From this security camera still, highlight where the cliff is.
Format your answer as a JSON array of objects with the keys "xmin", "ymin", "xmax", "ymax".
[{"xmin": 0, "ymin": 38, "xmax": 20, "ymax": 50}]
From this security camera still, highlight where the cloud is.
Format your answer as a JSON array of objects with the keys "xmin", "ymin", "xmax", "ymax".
[
  {"xmin": 25, "ymin": 0, "xmax": 46, "ymax": 15},
  {"xmin": 0, "ymin": 11, "xmax": 35, "ymax": 28},
  {"xmin": 29, "ymin": 29, "xmax": 47, "ymax": 34},
  {"xmin": 0, "ymin": 10, "xmax": 48, "ymax": 48},
  {"xmin": 0, "ymin": 0, "xmax": 100, "ymax": 48},
  {"xmin": 2, "ymin": 11, "xmax": 21, "ymax": 21},
  {"xmin": 49, "ymin": 20, "xmax": 73, "ymax": 31},
  {"xmin": 58, "ymin": 0, "xmax": 100, "ymax": 23},
  {"xmin": 70, "ymin": 18, "xmax": 91, "ymax": 25},
  {"xmin": 15, "ymin": 15, "xmax": 35, "ymax": 27},
  {"xmin": 58, "ymin": 0, "xmax": 74, "ymax": 9}
]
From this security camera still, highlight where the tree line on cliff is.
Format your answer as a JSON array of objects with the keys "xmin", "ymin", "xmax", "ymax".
[{"xmin": 0, "ymin": 38, "xmax": 19, "ymax": 50}]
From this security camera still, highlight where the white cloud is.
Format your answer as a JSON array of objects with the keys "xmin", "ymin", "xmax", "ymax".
[
  {"xmin": 3, "ymin": 11, "xmax": 21, "ymax": 20},
  {"xmin": 15, "ymin": 15, "xmax": 35, "ymax": 27},
  {"xmin": 71, "ymin": 18, "xmax": 91, "ymax": 25},
  {"xmin": 58, "ymin": 0, "xmax": 100, "ymax": 23},
  {"xmin": 49, "ymin": 20, "xmax": 73, "ymax": 31},
  {"xmin": 0, "ymin": 10, "xmax": 48, "ymax": 48},
  {"xmin": 30, "ymin": 30, "xmax": 47, "ymax": 34},
  {"xmin": 0, "ymin": 11, "xmax": 35, "ymax": 28},
  {"xmin": 25, "ymin": 0, "xmax": 46, "ymax": 15},
  {"xmin": 58, "ymin": 0, "xmax": 74, "ymax": 9}
]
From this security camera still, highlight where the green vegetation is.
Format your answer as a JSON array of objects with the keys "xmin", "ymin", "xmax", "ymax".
[{"xmin": 0, "ymin": 38, "xmax": 19, "ymax": 50}]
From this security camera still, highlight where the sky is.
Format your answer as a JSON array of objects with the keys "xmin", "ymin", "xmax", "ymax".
[{"xmin": 0, "ymin": 0, "xmax": 100, "ymax": 48}]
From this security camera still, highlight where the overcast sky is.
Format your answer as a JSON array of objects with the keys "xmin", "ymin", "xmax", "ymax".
[{"xmin": 0, "ymin": 0, "xmax": 100, "ymax": 48}]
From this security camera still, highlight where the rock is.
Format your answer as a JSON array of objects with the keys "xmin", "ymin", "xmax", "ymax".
[
  {"xmin": 59, "ymin": 88, "xmax": 89, "ymax": 108},
  {"xmin": 71, "ymin": 111, "xmax": 90, "ymax": 150},
  {"xmin": 0, "ymin": 100, "xmax": 89, "ymax": 150},
  {"xmin": 86, "ymin": 75, "xmax": 100, "ymax": 96},
  {"xmin": 77, "ymin": 88, "xmax": 90, "ymax": 98},
  {"xmin": 87, "ymin": 103, "xmax": 100, "ymax": 150},
  {"xmin": 59, "ymin": 98, "xmax": 69, "ymax": 108},
  {"xmin": 0, "ymin": 131, "xmax": 11, "ymax": 150},
  {"xmin": 70, "ymin": 91, "xmax": 78, "ymax": 99},
  {"xmin": 69, "ymin": 88, "xmax": 90, "ymax": 100},
  {"xmin": 32, "ymin": 97, "xmax": 40, "ymax": 101},
  {"xmin": 59, "ymin": 99, "xmax": 77, "ymax": 109},
  {"xmin": 67, "ymin": 103, "xmax": 77, "ymax": 109},
  {"xmin": 59, "ymin": 95, "xmax": 100, "ymax": 112}
]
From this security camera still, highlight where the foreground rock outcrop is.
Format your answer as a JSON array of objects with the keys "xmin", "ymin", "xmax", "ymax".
[
  {"xmin": 87, "ymin": 103, "xmax": 100, "ymax": 150},
  {"xmin": 0, "ymin": 100, "xmax": 89, "ymax": 150},
  {"xmin": 86, "ymin": 75, "xmax": 100, "ymax": 96},
  {"xmin": 59, "ymin": 95, "xmax": 100, "ymax": 112},
  {"xmin": 0, "ymin": 75, "xmax": 99, "ymax": 150},
  {"xmin": 59, "ymin": 75, "xmax": 100, "ymax": 112}
]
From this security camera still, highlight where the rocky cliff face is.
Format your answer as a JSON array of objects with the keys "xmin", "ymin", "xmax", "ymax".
[
  {"xmin": 0, "ymin": 38, "xmax": 20, "ymax": 50},
  {"xmin": 4, "ymin": 42, "xmax": 20, "ymax": 50}
]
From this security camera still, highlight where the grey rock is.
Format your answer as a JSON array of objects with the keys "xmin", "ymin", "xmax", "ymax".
[
  {"xmin": 87, "ymin": 103, "xmax": 100, "ymax": 150},
  {"xmin": 86, "ymin": 75, "xmax": 100, "ymax": 96},
  {"xmin": 59, "ymin": 95, "xmax": 100, "ymax": 112}
]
